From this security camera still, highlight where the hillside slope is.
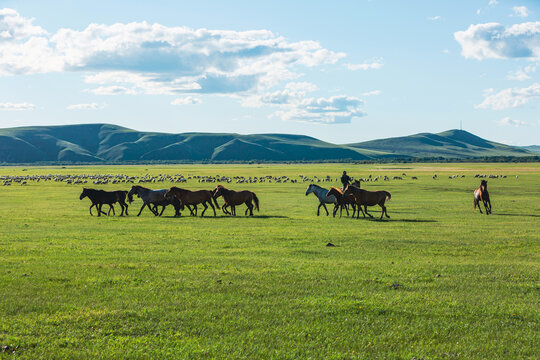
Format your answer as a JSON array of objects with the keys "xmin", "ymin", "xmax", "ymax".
[
  {"xmin": 347, "ymin": 129, "xmax": 532, "ymax": 158},
  {"xmin": 0, "ymin": 125, "xmax": 533, "ymax": 163}
]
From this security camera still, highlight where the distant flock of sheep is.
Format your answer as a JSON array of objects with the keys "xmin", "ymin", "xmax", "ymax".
[{"xmin": 1, "ymin": 172, "xmax": 515, "ymax": 187}]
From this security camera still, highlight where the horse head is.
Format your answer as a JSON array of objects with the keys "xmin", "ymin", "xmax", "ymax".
[
  {"xmin": 213, "ymin": 185, "xmax": 224, "ymax": 199},
  {"xmin": 305, "ymin": 184, "xmax": 315, "ymax": 196},
  {"xmin": 79, "ymin": 188, "xmax": 87, "ymax": 200},
  {"xmin": 127, "ymin": 186, "xmax": 138, "ymax": 203}
]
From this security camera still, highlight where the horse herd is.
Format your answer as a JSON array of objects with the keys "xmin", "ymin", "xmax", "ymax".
[
  {"xmin": 80, "ymin": 185, "xmax": 259, "ymax": 217},
  {"xmin": 79, "ymin": 179, "xmax": 493, "ymax": 219}
]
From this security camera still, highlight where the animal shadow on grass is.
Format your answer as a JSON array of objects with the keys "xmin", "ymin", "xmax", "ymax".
[
  {"xmin": 357, "ymin": 218, "xmax": 437, "ymax": 223},
  {"xmin": 162, "ymin": 215, "xmax": 290, "ymax": 219},
  {"xmin": 494, "ymin": 213, "xmax": 540, "ymax": 218}
]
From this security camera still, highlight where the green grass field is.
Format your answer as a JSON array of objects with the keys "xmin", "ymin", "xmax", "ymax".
[{"xmin": 0, "ymin": 163, "xmax": 538, "ymax": 359}]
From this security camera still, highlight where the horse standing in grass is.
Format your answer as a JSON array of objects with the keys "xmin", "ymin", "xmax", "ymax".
[
  {"xmin": 344, "ymin": 185, "xmax": 391, "ymax": 220},
  {"xmin": 165, "ymin": 187, "xmax": 219, "ymax": 217},
  {"xmin": 213, "ymin": 185, "xmax": 259, "ymax": 216},
  {"xmin": 305, "ymin": 184, "xmax": 337, "ymax": 216},
  {"xmin": 80, "ymin": 188, "xmax": 129, "ymax": 216},
  {"xmin": 326, "ymin": 187, "xmax": 357, "ymax": 218},
  {"xmin": 127, "ymin": 185, "xmax": 181, "ymax": 217},
  {"xmin": 474, "ymin": 180, "xmax": 492, "ymax": 215}
]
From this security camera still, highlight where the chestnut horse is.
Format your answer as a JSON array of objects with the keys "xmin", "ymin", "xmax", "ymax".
[
  {"xmin": 474, "ymin": 180, "xmax": 492, "ymax": 215},
  {"xmin": 213, "ymin": 185, "xmax": 259, "ymax": 216},
  {"xmin": 165, "ymin": 187, "xmax": 219, "ymax": 217},
  {"xmin": 327, "ymin": 187, "xmax": 357, "ymax": 218},
  {"xmin": 344, "ymin": 185, "xmax": 391, "ymax": 219}
]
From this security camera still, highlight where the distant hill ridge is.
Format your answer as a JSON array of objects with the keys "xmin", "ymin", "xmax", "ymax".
[{"xmin": 0, "ymin": 124, "xmax": 534, "ymax": 163}]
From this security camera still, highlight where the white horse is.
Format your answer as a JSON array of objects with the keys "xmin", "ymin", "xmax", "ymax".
[
  {"xmin": 127, "ymin": 185, "xmax": 179, "ymax": 216},
  {"xmin": 305, "ymin": 184, "xmax": 337, "ymax": 216}
]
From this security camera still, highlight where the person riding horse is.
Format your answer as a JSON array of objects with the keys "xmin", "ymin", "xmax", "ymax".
[{"xmin": 341, "ymin": 171, "xmax": 351, "ymax": 189}]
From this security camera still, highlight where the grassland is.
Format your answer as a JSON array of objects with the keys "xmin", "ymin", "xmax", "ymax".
[{"xmin": 0, "ymin": 163, "xmax": 538, "ymax": 359}]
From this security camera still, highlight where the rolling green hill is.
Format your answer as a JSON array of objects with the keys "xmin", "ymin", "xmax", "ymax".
[
  {"xmin": 0, "ymin": 124, "xmax": 533, "ymax": 163},
  {"xmin": 521, "ymin": 145, "xmax": 540, "ymax": 154},
  {"xmin": 347, "ymin": 129, "xmax": 533, "ymax": 159}
]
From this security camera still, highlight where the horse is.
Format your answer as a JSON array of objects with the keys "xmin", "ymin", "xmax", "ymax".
[
  {"xmin": 343, "ymin": 185, "xmax": 391, "ymax": 219},
  {"xmin": 326, "ymin": 187, "xmax": 357, "ymax": 218},
  {"xmin": 127, "ymin": 185, "xmax": 181, "ymax": 217},
  {"xmin": 79, "ymin": 188, "xmax": 129, "ymax": 216},
  {"xmin": 213, "ymin": 185, "xmax": 259, "ymax": 216},
  {"xmin": 305, "ymin": 184, "xmax": 337, "ymax": 216},
  {"xmin": 165, "ymin": 187, "xmax": 219, "ymax": 217},
  {"xmin": 474, "ymin": 180, "xmax": 492, "ymax": 215}
]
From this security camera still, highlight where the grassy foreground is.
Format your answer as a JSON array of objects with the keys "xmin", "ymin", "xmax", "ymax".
[{"xmin": 0, "ymin": 163, "xmax": 538, "ymax": 359}]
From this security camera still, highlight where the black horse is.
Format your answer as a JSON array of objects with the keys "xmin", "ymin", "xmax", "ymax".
[{"xmin": 80, "ymin": 188, "xmax": 129, "ymax": 216}]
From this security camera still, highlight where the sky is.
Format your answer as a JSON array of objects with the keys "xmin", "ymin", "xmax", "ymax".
[{"xmin": 1, "ymin": 0, "xmax": 539, "ymax": 145}]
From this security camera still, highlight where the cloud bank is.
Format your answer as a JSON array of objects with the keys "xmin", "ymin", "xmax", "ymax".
[
  {"xmin": 476, "ymin": 83, "xmax": 540, "ymax": 110},
  {"xmin": 455, "ymin": 22, "xmax": 540, "ymax": 60}
]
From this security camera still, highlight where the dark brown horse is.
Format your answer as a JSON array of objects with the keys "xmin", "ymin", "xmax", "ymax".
[
  {"xmin": 474, "ymin": 180, "xmax": 492, "ymax": 215},
  {"xmin": 80, "ymin": 188, "xmax": 129, "ymax": 216},
  {"xmin": 344, "ymin": 185, "xmax": 391, "ymax": 219},
  {"xmin": 213, "ymin": 185, "xmax": 259, "ymax": 216},
  {"xmin": 165, "ymin": 187, "xmax": 219, "ymax": 217},
  {"xmin": 327, "ymin": 187, "xmax": 357, "ymax": 218}
]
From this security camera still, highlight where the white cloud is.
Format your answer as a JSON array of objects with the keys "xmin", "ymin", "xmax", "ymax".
[
  {"xmin": 476, "ymin": 83, "xmax": 540, "ymax": 110},
  {"xmin": 345, "ymin": 59, "xmax": 384, "ymax": 70},
  {"xmin": 87, "ymin": 85, "xmax": 137, "ymax": 95},
  {"xmin": 0, "ymin": 9, "xmax": 346, "ymax": 96},
  {"xmin": 244, "ymin": 84, "xmax": 365, "ymax": 124},
  {"xmin": 488, "ymin": 0, "xmax": 499, "ymax": 6},
  {"xmin": 171, "ymin": 96, "xmax": 202, "ymax": 105},
  {"xmin": 428, "ymin": 16, "xmax": 441, "ymax": 21},
  {"xmin": 361, "ymin": 90, "xmax": 381, "ymax": 96},
  {"xmin": 442, "ymin": 49, "xmax": 450, "ymax": 54},
  {"xmin": 511, "ymin": 6, "xmax": 529, "ymax": 18},
  {"xmin": 66, "ymin": 102, "xmax": 103, "ymax": 110},
  {"xmin": 455, "ymin": 22, "xmax": 540, "ymax": 60},
  {"xmin": 497, "ymin": 116, "xmax": 531, "ymax": 127},
  {"xmin": 506, "ymin": 64, "xmax": 536, "ymax": 81},
  {"xmin": 0, "ymin": 101, "xmax": 35, "ymax": 110}
]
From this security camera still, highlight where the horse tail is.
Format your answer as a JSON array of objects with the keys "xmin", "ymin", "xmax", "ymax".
[
  {"xmin": 252, "ymin": 192, "xmax": 260, "ymax": 211},
  {"xmin": 385, "ymin": 191, "xmax": 391, "ymax": 202},
  {"xmin": 473, "ymin": 197, "xmax": 477, "ymax": 210},
  {"xmin": 212, "ymin": 192, "xmax": 221, "ymax": 209}
]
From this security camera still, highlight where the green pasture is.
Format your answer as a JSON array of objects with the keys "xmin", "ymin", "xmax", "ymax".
[{"xmin": 0, "ymin": 163, "xmax": 538, "ymax": 359}]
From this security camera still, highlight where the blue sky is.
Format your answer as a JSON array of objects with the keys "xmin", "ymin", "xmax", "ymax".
[{"xmin": 1, "ymin": 0, "xmax": 539, "ymax": 145}]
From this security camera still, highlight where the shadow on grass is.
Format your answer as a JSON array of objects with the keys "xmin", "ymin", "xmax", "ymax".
[
  {"xmin": 347, "ymin": 217, "xmax": 437, "ymax": 223},
  {"xmin": 493, "ymin": 213, "xmax": 540, "ymax": 218},
  {"xmin": 162, "ymin": 215, "xmax": 290, "ymax": 219}
]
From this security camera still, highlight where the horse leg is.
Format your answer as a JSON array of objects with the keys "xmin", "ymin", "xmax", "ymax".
[
  {"xmin": 364, "ymin": 205, "xmax": 373, "ymax": 218},
  {"xmin": 483, "ymin": 200, "xmax": 490, "ymax": 215},
  {"xmin": 209, "ymin": 201, "xmax": 216, "ymax": 216},
  {"xmin": 322, "ymin": 203, "xmax": 329, "ymax": 216},
  {"xmin": 357, "ymin": 204, "xmax": 365, "ymax": 219},
  {"xmin": 487, "ymin": 199, "xmax": 492, "ymax": 214},
  {"xmin": 99, "ymin": 204, "xmax": 107, "ymax": 216},
  {"xmin": 317, "ymin": 203, "xmax": 322, "ymax": 216},
  {"xmin": 89, "ymin": 204, "xmax": 95, "ymax": 216},
  {"xmin": 109, "ymin": 204, "xmax": 115, "ymax": 216},
  {"xmin": 159, "ymin": 205, "xmax": 166, "ymax": 216},
  {"xmin": 231, "ymin": 205, "xmax": 236, "ymax": 216},
  {"xmin": 246, "ymin": 202, "xmax": 253, "ymax": 216},
  {"xmin": 332, "ymin": 204, "xmax": 338, "ymax": 218},
  {"xmin": 137, "ymin": 203, "xmax": 147, "ymax": 216},
  {"xmin": 384, "ymin": 204, "xmax": 390, "ymax": 218},
  {"xmin": 201, "ymin": 202, "xmax": 208, "ymax": 217}
]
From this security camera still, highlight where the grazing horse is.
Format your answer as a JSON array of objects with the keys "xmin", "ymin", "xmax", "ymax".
[
  {"xmin": 474, "ymin": 180, "xmax": 492, "ymax": 215},
  {"xmin": 165, "ymin": 187, "xmax": 219, "ymax": 217},
  {"xmin": 127, "ymin": 185, "xmax": 181, "ymax": 217},
  {"xmin": 327, "ymin": 187, "xmax": 357, "ymax": 218},
  {"xmin": 79, "ymin": 188, "xmax": 129, "ymax": 216},
  {"xmin": 305, "ymin": 184, "xmax": 337, "ymax": 216},
  {"xmin": 213, "ymin": 185, "xmax": 259, "ymax": 216},
  {"xmin": 344, "ymin": 185, "xmax": 391, "ymax": 220}
]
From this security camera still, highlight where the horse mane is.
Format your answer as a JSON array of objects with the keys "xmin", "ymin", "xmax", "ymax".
[{"xmin": 330, "ymin": 187, "xmax": 343, "ymax": 194}]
